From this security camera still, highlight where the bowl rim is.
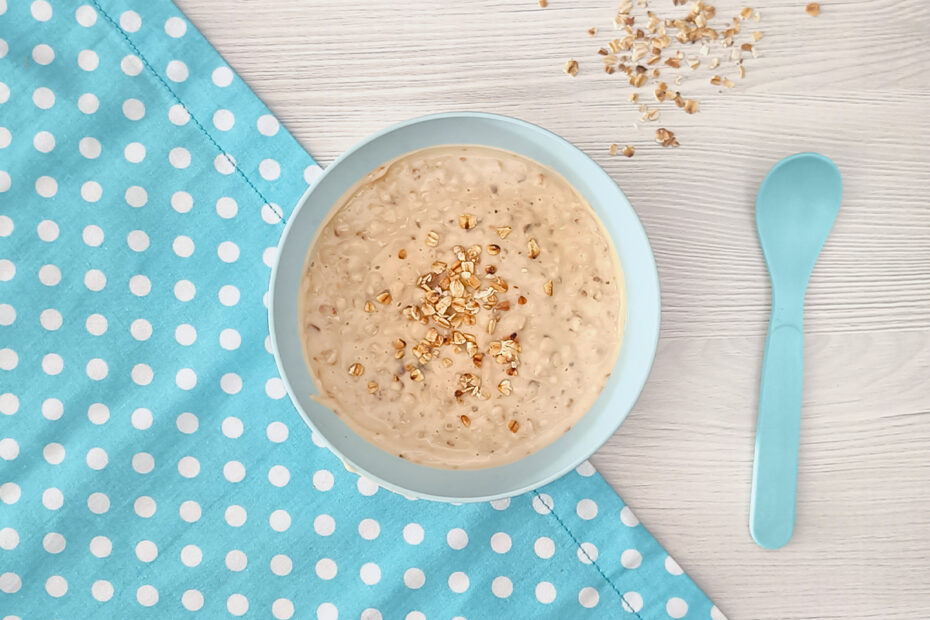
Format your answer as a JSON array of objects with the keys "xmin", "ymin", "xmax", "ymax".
[{"xmin": 269, "ymin": 111, "xmax": 660, "ymax": 502}]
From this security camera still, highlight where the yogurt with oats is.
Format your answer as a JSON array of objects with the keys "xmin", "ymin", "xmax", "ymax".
[{"xmin": 299, "ymin": 145, "xmax": 625, "ymax": 469}]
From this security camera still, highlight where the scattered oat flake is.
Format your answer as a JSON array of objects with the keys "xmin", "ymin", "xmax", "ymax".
[
  {"xmin": 367, "ymin": 381, "xmax": 378, "ymax": 394},
  {"xmin": 460, "ymin": 414, "xmax": 471, "ymax": 427},
  {"xmin": 543, "ymin": 280, "xmax": 554, "ymax": 296},
  {"xmin": 622, "ymin": 145, "xmax": 635, "ymax": 157},
  {"xmin": 806, "ymin": 3, "xmax": 820, "ymax": 16},
  {"xmin": 564, "ymin": 59, "xmax": 579, "ymax": 76},
  {"xmin": 458, "ymin": 213, "xmax": 477, "ymax": 230},
  {"xmin": 588, "ymin": 27, "xmax": 598, "ymax": 36},
  {"xmin": 752, "ymin": 31, "xmax": 763, "ymax": 42},
  {"xmin": 609, "ymin": 143, "xmax": 619, "ymax": 156},
  {"xmin": 425, "ymin": 231, "xmax": 440, "ymax": 247},
  {"xmin": 628, "ymin": 92, "xmax": 639, "ymax": 102},
  {"xmin": 398, "ymin": 248, "xmax": 407, "ymax": 259},
  {"xmin": 527, "ymin": 238, "xmax": 541, "ymax": 259},
  {"xmin": 376, "ymin": 291, "xmax": 392, "ymax": 304},
  {"xmin": 655, "ymin": 127, "xmax": 679, "ymax": 147},
  {"xmin": 348, "ymin": 363, "xmax": 364, "ymax": 377},
  {"xmin": 538, "ymin": 0, "xmax": 547, "ymax": 6},
  {"xmin": 508, "ymin": 420, "xmax": 520, "ymax": 433},
  {"xmin": 740, "ymin": 7, "xmax": 753, "ymax": 19},
  {"xmin": 684, "ymin": 99, "xmax": 699, "ymax": 114}
]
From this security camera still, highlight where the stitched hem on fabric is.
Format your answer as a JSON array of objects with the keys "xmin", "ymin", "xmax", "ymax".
[
  {"xmin": 534, "ymin": 490, "xmax": 644, "ymax": 619},
  {"xmin": 90, "ymin": 0, "xmax": 286, "ymax": 223}
]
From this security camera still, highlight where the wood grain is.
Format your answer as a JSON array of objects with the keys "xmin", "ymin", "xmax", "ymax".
[{"xmin": 176, "ymin": 0, "xmax": 930, "ymax": 617}]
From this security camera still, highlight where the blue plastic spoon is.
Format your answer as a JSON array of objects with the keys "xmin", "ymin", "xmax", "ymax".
[{"xmin": 751, "ymin": 153, "xmax": 842, "ymax": 549}]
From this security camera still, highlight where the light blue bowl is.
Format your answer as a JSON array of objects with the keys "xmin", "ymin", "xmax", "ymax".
[{"xmin": 270, "ymin": 112, "xmax": 660, "ymax": 502}]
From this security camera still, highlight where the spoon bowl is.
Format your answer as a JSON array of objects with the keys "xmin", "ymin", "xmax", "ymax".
[{"xmin": 751, "ymin": 153, "xmax": 842, "ymax": 549}]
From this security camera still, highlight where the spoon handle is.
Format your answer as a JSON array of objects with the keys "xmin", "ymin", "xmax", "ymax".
[{"xmin": 750, "ymin": 308, "xmax": 804, "ymax": 549}]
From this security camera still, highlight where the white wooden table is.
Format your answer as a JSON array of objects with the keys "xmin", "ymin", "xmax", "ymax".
[{"xmin": 178, "ymin": 1, "xmax": 930, "ymax": 617}]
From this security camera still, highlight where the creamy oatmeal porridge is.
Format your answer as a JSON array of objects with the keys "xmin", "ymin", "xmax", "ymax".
[{"xmin": 299, "ymin": 145, "xmax": 625, "ymax": 469}]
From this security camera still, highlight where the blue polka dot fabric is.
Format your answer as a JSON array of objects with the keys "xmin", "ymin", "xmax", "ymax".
[{"xmin": 0, "ymin": 1, "xmax": 723, "ymax": 618}]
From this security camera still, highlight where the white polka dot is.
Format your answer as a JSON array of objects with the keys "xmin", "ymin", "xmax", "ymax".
[
  {"xmin": 0, "ymin": 438, "xmax": 18, "ymax": 460},
  {"xmin": 164, "ymin": 16, "xmax": 186, "ymax": 37},
  {"xmin": 212, "ymin": 66, "xmax": 234, "ymax": 87},
  {"xmin": 621, "ymin": 548, "xmax": 642, "ymax": 569},
  {"xmin": 42, "ymin": 487, "xmax": 63, "ymax": 509},
  {"xmin": 489, "ymin": 532, "xmax": 511, "ymax": 554},
  {"xmin": 315, "ymin": 558, "xmax": 337, "ymax": 580},
  {"xmin": 270, "ymin": 554, "xmax": 292, "ymax": 576},
  {"xmin": 89, "ymin": 535, "xmax": 112, "ymax": 558},
  {"xmin": 224, "ymin": 460, "xmax": 246, "ymax": 482},
  {"xmin": 125, "ymin": 185, "xmax": 148, "ymax": 207},
  {"xmin": 402, "ymin": 567, "xmax": 426, "ymax": 590},
  {"xmin": 129, "ymin": 274, "xmax": 151, "ymax": 297},
  {"xmin": 124, "ymin": 141, "xmax": 146, "ymax": 163},
  {"xmin": 357, "ymin": 518, "xmax": 380, "ymax": 540},
  {"xmin": 39, "ymin": 265, "xmax": 61, "ymax": 286},
  {"xmin": 77, "ymin": 50, "xmax": 99, "ymax": 71},
  {"xmin": 32, "ymin": 44, "xmax": 55, "ymax": 65},
  {"xmin": 135, "ymin": 540, "xmax": 158, "ymax": 562},
  {"xmin": 170, "ymin": 325, "xmax": 196, "ymax": 348},
  {"xmin": 169, "ymin": 146, "xmax": 191, "ymax": 169},
  {"xmin": 448, "ymin": 571, "xmax": 469, "ymax": 594},
  {"xmin": 174, "ymin": 412, "xmax": 199, "ymax": 435},
  {"xmin": 268, "ymin": 465, "xmax": 290, "ymax": 487},
  {"xmin": 214, "ymin": 153, "xmax": 236, "ymax": 174},
  {"xmin": 261, "ymin": 203, "xmax": 283, "ymax": 224},
  {"xmin": 43, "ymin": 442, "xmax": 65, "ymax": 464},
  {"xmin": 121, "ymin": 54, "xmax": 143, "ymax": 76},
  {"xmin": 34, "ymin": 220, "xmax": 57, "ymax": 244},
  {"xmin": 313, "ymin": 470, "xmax": 334, "ymax": 491},
  {"xmin": 33, "ymin": 130, "xmax": 55, "ymax": 152},
  {"xmin": 172, "ymin": 235, "xmax": 194, "ymax": 258},
  {"xmin": 40, "ymin": 352, "xmax": 63, "ymax": 375},
  {"xmin": 168, "ymin": 104, "xmax": 190, "ymax": 126},
  {"xmin": 41, "ymin": 398, "xmax": 63, "ymax": 420},
  {"xmin": 577, "ymin": 542, "xmax": 599, "ymax": 564},
  {"xmin": 82, "ymin": 225, "xmax": 104, "ymax": 248},
  {"xmin": 174, "ymin": 280, "xmax": 196, "ymax": 302},
  {"xmin": 535, "ymin": 581, "xmax": 557, "ymax": 604},
  {"xmin": 81, "ymin": 180, "xmax": 103, "ymax": 202},
  {"xmin": 131, "ymin": 407, "xmax": 153, "ymax": 429},
  {"xmin": 710, "ymin": 605, "xmax": 729, "ymax": 620},
  {"xmin": 0, "ymin": 349, "xmax": 17, "ymax": 370},
  {"xmin": 270, "ymin": 509, "xmax": 291, "ymax": 532},
  {"xmin": 45, "ymin": 575, "xmax": 68, "ymax": 597},
  {"xmin": 182, "ymin": 590, "xmax": 204, "ymax": 611},
  {"xmin": 40, "ymin": 308, "xmax": 63, "ymax": 331},
  {"xmin": 87, "ymin": 403, "xmax": 110, "ymax": 426},
  {"xmin": 0, "ymin": 482, "xmax": 20, "ymax": 504},
  {"xmin": 356, "ymin": 476, "xmax": 378, "ymax": 496},
  {"xmin": 166, "ymin": 60, "xmax": 188, "ymax": 82},
  {"xmin": 0, "ymin": 528, "xmax": 17, "ymax": 551},
  {"xmin": 178, "ymin": 455, "xmax": 200, "ymax": 478},
  {"xmin": 137, "ymin": 585, "xmax": 158, "ymax": 607},
  {"xmin": 447, "ymin": 528, "xmax": 468, "ymax": 550},
  {"xmin": 666, "ymin": 597, "xmax": 689, "ymax": 618},
  {"xmin": 119, "ymin": 10, "xmax": 141, "ymax": 32},
  {"xmin": 225, "ymin": 505, "xmax": 246, "ymax": 526},
  {"xmin": 127, "ymin": 230, "xmax": 149, "ymax": 252},
  {"xmin": 90, "ymin": 579, "xmax": 113, "ymax": 602},
  {"xmin": 179, "ymin": 500, "xmax": 201, "ymax": 523},
  {"xmin": 86, "ymin": 446, "xmax": 108, "ymax": 470},
  {"xmin": 304, "ymin": 164, "xmax": 323, "ymax": 185},
  {"xmin": 265, "ymin": 377, "xmax": 286, "ymax": 399},
  {"xmin": 215, "ymin": 196, "xmax": 238, "ymax": 218},
  {"xmin": 217, "ymin": 240, "xmax": 239, "ymax": 262},
  {"xmin": 83, "ymin": 268, "xmax": 106, "ymax": 291},
  {"xmin": 0, "ymin": 572, "xmax": 22, "ymax": 594},
  {"xmin": 130, "ymin": 318, "xmax": 152, "ymax": 341},
  {"xmin": 259, "ymin": 158, "xmax": 281, "ymax": 181},
  {"xmin": 85, "ymin": 357, "xmax": 108, "ymax": 380},
  {"xmin": 87, "ymin": 492, "xmax": 110, "ymax": 514},
  {"xmin": 180, "ymin": 544, "xmax": 202, "ymax": 567},
  {"xmin": 534, "ymin": 536, "xmax": 555, "ymax": 559},
  {"xmin": 262, "ymin": 246, "xmax": 277, "ymax": 267},
  {"xmin": 33, "ymin": 87, "xmax": 55, "ymax": 110},
  {"xmin": 0, "ymin": 170, "xmax": 9, "ymax": 191},
  {"xmin": 0, "ymin": 216, "xmax": 10, "ymax": 236},
  {"xmin": 220, "ymin": 328, "xmax": 241, "ymax": 350},
  {"xmin": 0, "ymin": 304, "xmax": 14, "ymax": 326},
  {"xmin": 225, "ymin": 549, "xmax": 247, "ymax": 571},
  {"xmin": 218, "ymin": 284, "xmax": 240, "ymax": 306},
  {"xmin": 665, "ymin": 555, "xmax": 684, "ymax": 575},
  {"xmin": 318, "ymin": 603, "xmax": 338, "ymax": 620},
  {"xmin": 0, "ymin": 84, "xmax": 8, "ymax": 106},
  {"xmin": 266, "ymin": 421, "xmax": 289, "ymax": 442},
  {"xmin": 35, "ymin": 174, "xmax": 57, "ymax": 197},
  {"xmin": 620, "ymin": 505, "xmax": 640, "ymax": 527},
  {"xmin": 220, "ymin": 372, "xmax": 242, "ymax": 395},
  {"xmin": 403, "ymin": 523, "xmax": 424, "ymax": 545},
  {"xmin": 213, "ymin": 109, "xmax": 235, "ymax": 131},
  {"xmin": 76, "ymin": 5, "xmax": 97, "ymax": 27},
  {"xmin": 78, "ymin": 92, "xmax": 99, "ymax": 113},
  {"xmin": 532, "ymin": 493, "xmax": 553, "ymax": 514},
  {"xmin": 272, "ymin": 598, "xmax": 295, "ymax": 620},
  {"xmin": 576, "ymin": 586, "xmax": 599, "ymax": 608},
  {"xmin": 122, "ymin": 98, "xmax": 145, "ymax": 120},
  {"xmin": 360, "ymin": 562, "xmax": 381, "ymax": 585},
  {"xmin": 0, "ymin": 393, "xmax": 17, "ymax": 415},
  {"xmin": 577, "ymin": 498, "xmax": 598, "ymax": 520},
  {"xmin": 0, "ymin": 127, "xmax": 9, "ymax": 149},
  {"xmin": 132, "ymin": 452, "xmax": 154, "ymax": 474},
  {"xmin": 313, "ymin": 513, "xmax": 335, "ymax": 536},
  {"xmin": 492, "ymin": 575, "xmax": 513, "ymax": 598},
  {"xmin": 257, "ymin": 115, "xmax": 279, "ymax": 136},
  {"xmin": 134, "ymin": 495, "xmax": 156, "ymax": 517},
  {"xmin": 31, "ymin": 1, "xmax": 52, "ymax": 21}
]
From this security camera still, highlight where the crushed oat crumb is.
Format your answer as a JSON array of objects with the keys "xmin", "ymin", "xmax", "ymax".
[
  {"xmin": 563, "ymin": 59, "xmax": 580, "ymax": 77},
  {"xmin": 458, "ymin": 213, "xmax": 477, "ymax": 230},
  {"xmin": 508, "ymin": 420, "xmax": 520, "ymax": 433},
  {"xmin": 376, "ymin": 291, "xmax": 392, "ymax": 305},
  {"xmin": 367, "ymin": 381, "xmax": 379, "ymax": 394},
  {"xmin": 460, "ymin": 414, "xmax": 471, "ymax": 427},
  {"xmin": 543, "ymin": 280, "xmax": 554, "ymax": 296},
  {"xmin": 364, "ymin": 301, "xmax": 375, "ymax": 313},
  {"xmin": 496, "ymin": 226, "xmax": 512, "ymax": 239},
  {"xmin": 805, "ymin": 3, "xmax": 820, "ymax": 17},
  {"xmin": 527, "ymin": 238, "xmax": 541, "ymax": 259}
]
